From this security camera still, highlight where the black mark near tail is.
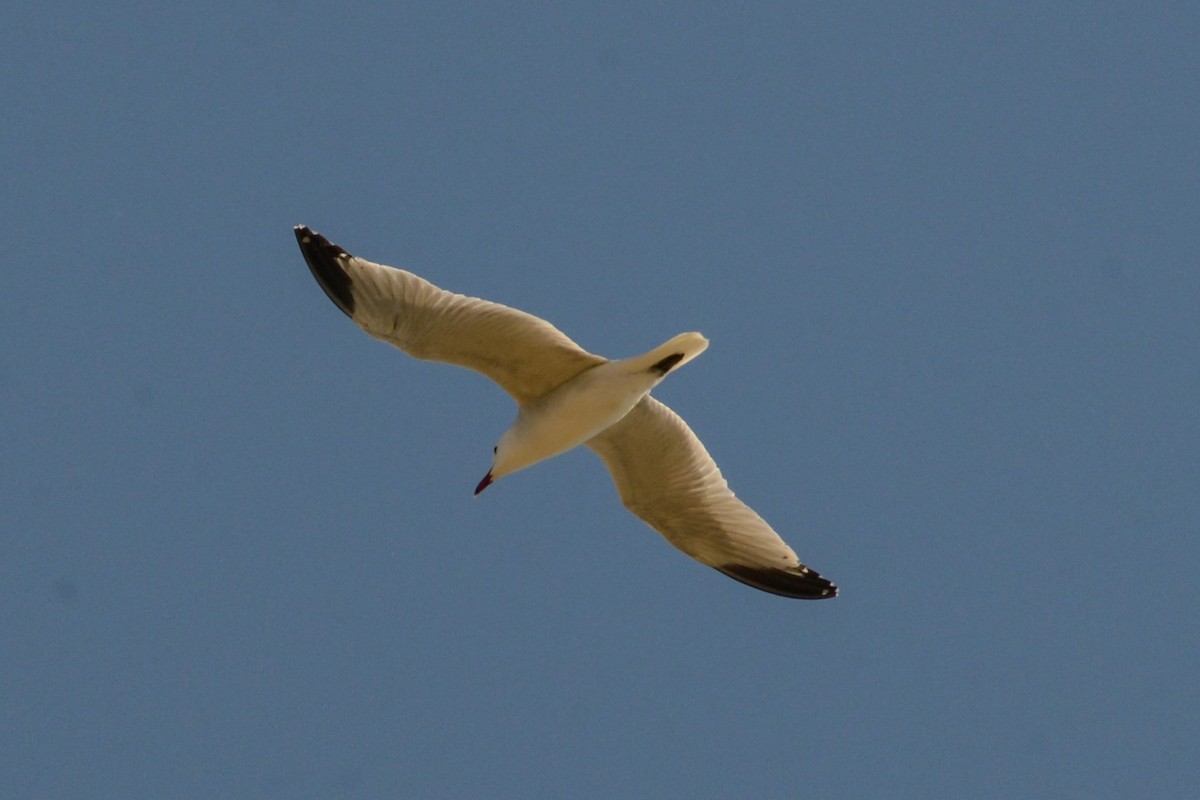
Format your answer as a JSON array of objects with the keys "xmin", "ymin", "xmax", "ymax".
[{"xmin": 649, "ymin": 353, "xmax": 684, "ymax": 376}]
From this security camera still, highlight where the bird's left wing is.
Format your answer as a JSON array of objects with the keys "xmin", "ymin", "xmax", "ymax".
[{"xmin": 296, "ymin": 226, "xmax": 605, "ymax": 404}]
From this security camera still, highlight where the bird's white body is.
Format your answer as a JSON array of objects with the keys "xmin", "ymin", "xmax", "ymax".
[
  {"xmin": 492, "ymin": 333, "xmax": 708, "ymax": 482},
  {"xmin": 295, "ymin": 226, "xmax": 836, "ymax": 599}
]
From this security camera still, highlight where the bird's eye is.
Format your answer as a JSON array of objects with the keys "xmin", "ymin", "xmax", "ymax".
[{"xmin": 493, "ymin": 446, "xmax": 498, "ymax": 454}]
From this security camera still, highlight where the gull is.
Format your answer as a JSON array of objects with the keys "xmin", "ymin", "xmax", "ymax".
[{"xmin": 295, "ymin": 226, "xmax": 836, "ymax": 599}]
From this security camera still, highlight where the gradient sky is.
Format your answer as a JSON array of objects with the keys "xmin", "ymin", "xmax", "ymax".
[{"xmin": 4, "ymin": 3, "xmax": 1198, "ymax": 798}]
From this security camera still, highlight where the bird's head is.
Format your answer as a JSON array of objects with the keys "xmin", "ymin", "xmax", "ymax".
[{"xmin": 474, "ymin": 429, "xmax": 521, "ymax": 495}]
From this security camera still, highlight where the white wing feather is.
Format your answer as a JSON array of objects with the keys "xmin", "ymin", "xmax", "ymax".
[
  {"xmin": 587, "ymin": 397, "xmax": 835, "ymax": 599},
  {"xmin": 296, "ymin": 226, "xmax": 605, "ymax": 404}
]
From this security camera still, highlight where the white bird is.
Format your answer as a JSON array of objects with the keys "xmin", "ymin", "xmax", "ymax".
[{"xmin": 295, "ymin": 226, "xmax": 836, "ymax": 599}]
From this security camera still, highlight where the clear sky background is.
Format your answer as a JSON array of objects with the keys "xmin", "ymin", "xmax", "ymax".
[{"xmin": 3, "ymin": 3, "xmax": 1197, "ymax": 798}]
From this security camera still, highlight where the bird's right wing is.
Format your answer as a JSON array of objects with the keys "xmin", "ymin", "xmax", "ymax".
[
  {"xmin": 296, "ymin": 226, "xmax": 606, "ymax": 404},
  {"xmin": 586, "ymin": 396, "xmax": 836, "ymax": 599}
]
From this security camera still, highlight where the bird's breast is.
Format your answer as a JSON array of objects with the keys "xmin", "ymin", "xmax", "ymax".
[{"xmin": 513, "ymin": 365, "xmax": 657, "ymax": 468}]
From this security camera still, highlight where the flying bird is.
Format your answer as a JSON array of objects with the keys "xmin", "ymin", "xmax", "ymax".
[{"xmin": 295, "ymin": 226, "xmax": 836, "ymax": 599}]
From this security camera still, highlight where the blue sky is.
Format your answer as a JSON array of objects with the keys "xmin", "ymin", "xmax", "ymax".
[{"xmin": 3, "ymin": 3, "xmax": 1197, "ymax": 798}]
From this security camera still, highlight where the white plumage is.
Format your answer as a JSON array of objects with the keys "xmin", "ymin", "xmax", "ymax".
[{"xmin": 296, "ymin": 226, "xmax": 835, "ymax": 599}]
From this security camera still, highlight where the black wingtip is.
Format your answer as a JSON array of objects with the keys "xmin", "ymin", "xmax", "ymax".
[
  {"xmin": 294, "ymin": 225, "xmax": 356, "ymax": 317},
  {"xmin": 715, "ymin": 564, "xmax": 838, "ymax": 600}
]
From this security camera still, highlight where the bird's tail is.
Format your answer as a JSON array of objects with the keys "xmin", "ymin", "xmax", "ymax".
[{"xmin": 620, "ymin": 332, "xmax": 710, "ymax": 376}]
